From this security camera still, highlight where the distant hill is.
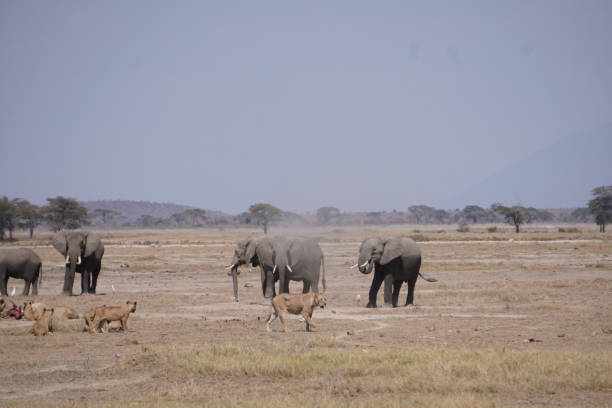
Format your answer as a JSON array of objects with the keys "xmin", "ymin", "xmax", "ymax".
[{"xmin": 83, "ymin": 200, "xmax": 194, "ymax": 223}]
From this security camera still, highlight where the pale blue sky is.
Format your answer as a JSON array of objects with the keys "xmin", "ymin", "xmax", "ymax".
[{"xmin": 1, "ymin": 1, "xmax": 611, "ymax": 213}]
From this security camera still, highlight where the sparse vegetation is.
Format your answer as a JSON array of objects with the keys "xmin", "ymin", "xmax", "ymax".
[
  {"xmin": 42, "ymin": 196, "xmax": 89, "ymax": 231},
  {"xmin": 457, "ymin": 223, "xmax": 470, "ymax": 232},
  {"xmin": 248, "ymin": 203, "xmax": 282, "ymax": 234},
  {"xmin": 588, "ymin": 185, "xmax": 612, "ymax": 232}
]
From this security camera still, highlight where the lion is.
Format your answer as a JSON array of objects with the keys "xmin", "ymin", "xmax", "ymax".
[
  {"xmin": 23, "ymin": 302, "xmax": 47, "ymax": 320},
  {"xmin": 266, "ymin": 292, "xmax": 327, "ymax": 332},
  {"xmin": 23, "ymin": 302, "xmax": 79, "ymax": 321},
  {"xmin": 83, "ymin": 305, "xmax": 121, "ymax": 333},
  {"xmin": 31, "ymin": 307, "xmax": 54, "ymax": 336},
  {"xmin": 83, "ymin": 305, "xmax": 106, "ymax": 333},
  {"xmin": 89, "ymin": 301, "xmax": 137, "ymax": 334}
]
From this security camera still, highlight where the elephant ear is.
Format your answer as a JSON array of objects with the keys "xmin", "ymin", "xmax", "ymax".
[
  {"xmin": 52, "ymin": 232, "xmax": 68, "ymax": 256},
  {"xmin": 256, "ymin": 239, "xmax": 275, "ymax": 267},
  {"xmin": 380, "ymin": 238, "xmax": 403, "ymax": 265},
  {"xmin": 244, "ymin": 239, "xmax": 257, "ymax": 264},
  {"xmin": 287, "ymin": 239, "xmax": 304, "ymax": 267},
  {"xmin": 83, "ymin": 232, "xmax": 102, "ymax": 258}
]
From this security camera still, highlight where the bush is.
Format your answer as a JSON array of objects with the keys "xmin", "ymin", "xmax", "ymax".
[
  {"xmin": 487, "ymin": 226, "xmax": 498, "ymax": 233},
  {"xmin": 457, "ymin": 224, "xmax": 469, "ymax": 233},
  {"xmin": 559, "ymin": 227, "xmax": 580, "ymax": 233}
]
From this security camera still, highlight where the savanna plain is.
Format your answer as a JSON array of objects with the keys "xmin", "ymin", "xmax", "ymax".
[{"xmin": 1, "ymin": 224, "xmax": 611, "ymax": 407}]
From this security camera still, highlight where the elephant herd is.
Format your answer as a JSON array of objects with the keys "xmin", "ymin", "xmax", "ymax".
[
  {"xmin": 1, "ymin": 230, "xmax": 437, "ymax": 311},
  {"xmin": 227, "ymin": 235, "xmax": 436, "ymax": 308}
]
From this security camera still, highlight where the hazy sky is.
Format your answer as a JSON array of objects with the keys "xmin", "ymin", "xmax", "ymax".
[{"xmin": 1, "ymin": 1, "xmax": 611, "ymax": 213}]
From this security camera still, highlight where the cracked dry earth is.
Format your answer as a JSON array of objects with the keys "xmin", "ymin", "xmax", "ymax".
[{"xmin": 1, "ymin": 226, "xmax": 611, "ymax": 407}]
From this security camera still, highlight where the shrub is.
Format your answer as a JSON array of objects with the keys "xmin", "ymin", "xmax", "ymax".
[
  {"xmin": 487, "ymin": 226, "xmax": 498, "ymax": 233},
  {"xmin": 457, "ymin": 224, "xmax": 469, "ymax": 233}
]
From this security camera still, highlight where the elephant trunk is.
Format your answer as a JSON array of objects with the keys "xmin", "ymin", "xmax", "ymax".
[
  {"xmin": 231, "ymin": 266, "xmax": 239, "ymax": 302},
  {"xmin": 62, "ymin": 258, "xmax": 77, "ymax": 296},
  {"xmin": 357, "ymin": 254, "xmax": 373, "ymax": 274}
]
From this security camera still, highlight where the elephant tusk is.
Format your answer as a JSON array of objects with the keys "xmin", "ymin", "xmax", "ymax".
[
  {"xmin": 65, "ymin": 256, "xmax": 70, "ymax": 264},
  {"xmin": 360, "ymin": 260, "xmax": 370, "ymax": 268},
  {"xmin": 287, "ymin": 265, "xmax": 293, "ymax": 273},
  {"xmin": 272, "ymin": 265, "xmax": 277, "ymax": 274},
  {"xmin": 77, "ymin": 256, "xmax": 82, "ymax": 265},
  {"xmin": 225, "ymin": 264, "xmax": 235, "ymax": 270},
  {"xmin": 349, "ymin": 263, "xmax": 359, "ymax": 269}
]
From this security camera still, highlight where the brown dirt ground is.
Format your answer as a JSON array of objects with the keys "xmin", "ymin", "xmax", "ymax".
[{"xmin": 1, "ymin": 225, "xmax": 611, "ymax": 407}]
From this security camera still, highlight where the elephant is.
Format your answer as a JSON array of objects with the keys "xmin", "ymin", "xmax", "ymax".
[
  {"xmin": 355, "ymin": 237, "xmax": 436, "ymax": 308},
  {"xmin": 226, "ymin": 236, "xmax": 326, "ymax": 302},
  {"xmin": 0, "ymin": 248, "xmax": 43, "ymax": 296},
  {"xmin": 52, "ymin": 231, "xmax": 104, "ymax": 296}
]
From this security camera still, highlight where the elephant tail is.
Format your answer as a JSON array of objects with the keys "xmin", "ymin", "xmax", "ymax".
[
  {"xmin": 321, "ymin": 255, "xmax": 326, "ymax": 292},
  {"xmin": 418, "ymin": 271, "xmax": 437, "ymax": 282},
  {"xmin": 38, "ymin": 264, "xmax": 43, "ymax": 288}
]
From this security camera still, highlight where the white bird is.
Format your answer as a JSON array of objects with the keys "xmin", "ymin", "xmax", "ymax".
[
  {"xmin": 356, "ymin": 294, "xmax": 361, "ymax": 305},
  {"xmin": 10, "ymin": 287, "xmax": 16, "ymax": 296},
  {"xmin": 111, "ymin": 284, "xmax": 116, "ymax": 294}
]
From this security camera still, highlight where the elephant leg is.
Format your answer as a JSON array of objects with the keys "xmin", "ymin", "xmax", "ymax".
[
  {"xmin": 81, "ymin": 271, "xmax": 90, "ymax": 295},
  {"xmin": 22, "ymin": 281, "xmax": 31, "ymax": 296},
  {"xmin": 90, "ymin": 261, "xmax": 101, "ymax": 294},
  {"xmin": 392, "ymin": 280, "xmax": 402, "ymax": 307},
  {"xmin": 31, "ymin": 268, "xmax": 38, "ymax": 296},
  {"xmin": 302, "ymin": 281, "xmax": 311, "ymax": 293},
  {"xmin": 383, "ymin": 273, "xmax": 393, "ymax": 306},
  {"xmin": 0, "ymin": 269, "xmax": 8, "ymax": 296},
  {"xmin": 367, "ymin": 269, "xmax": 385, "ymax": 308},
  {"xmin": 405, "ymin": 277, "xmax": 417, "ymax": 306}
]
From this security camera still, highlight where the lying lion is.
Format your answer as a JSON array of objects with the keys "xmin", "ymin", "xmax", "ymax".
[
  {"xmin": 31, "ymin": 308, "xmax": 54, "ymax": 336},
  {"xmin": 266, "ymin": 292, "xmax": 327, "ymax": 332},
  {"xmin": 23, "ymin": 302, "xmax": 79, "ymax": 321},
  {"xmin": 89, "ymin": 301, "xmax": 137, "ymax": 334}
]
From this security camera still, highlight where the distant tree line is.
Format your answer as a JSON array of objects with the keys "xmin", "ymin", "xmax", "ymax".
[{"xmin": 1, "ymin": 186, "xmax": 610, "ymax": 238}]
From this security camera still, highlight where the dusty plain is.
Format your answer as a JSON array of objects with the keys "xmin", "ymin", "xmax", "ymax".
[{"xmin": 1, "ymin": 224, "xmax": 611, "ymax": 407}]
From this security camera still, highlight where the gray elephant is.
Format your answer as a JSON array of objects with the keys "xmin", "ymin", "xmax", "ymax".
[
  {"xmin": 52, "ymin": 231, "xmax": 104, "ymax": 296},
  {"xmin": 227, "ymin": 236, "xmax": 326, "ymax": 302},
  {"xmin": 355, "ymin": 237, "xmax": 436, "ymax": 308},
  {"xmin": 0, "ymin": 248, "xmax": 43, "ymax": 296}
]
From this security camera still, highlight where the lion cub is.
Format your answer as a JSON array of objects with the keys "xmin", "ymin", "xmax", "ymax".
[
  {"xmin": 31, "ymin": 308, "xmax": 54, "ymax": 336},
  {"xmin": 89, "ymin": 301, "xmax": 137, "ymax": 333},
  {"xmin": 266, "ymin": 292, "xmax": 327, "ymax": 332}
]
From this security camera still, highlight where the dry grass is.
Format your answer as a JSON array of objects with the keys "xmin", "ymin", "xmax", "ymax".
[{"xmin": 89, "ymin": 343, "xmax": 612, "ymax": 407}]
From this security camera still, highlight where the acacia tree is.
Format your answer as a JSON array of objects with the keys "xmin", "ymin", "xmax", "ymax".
[
  {"xmin": 92, "ymin": 209, "xmax": 121, "ymax": 226},
  {"xmin": 462, "ymin": 205, "xmax": 488, "ymax": 223},
  {"xmin": 0, "ymin": 196, "xmax": 19, "ymax": 240},
  {"xmin": 492, "ymin": 203, "xmax": 524, "ymax": 233},
  {"xmin": 171, "ymin": 208, "xmax": 207, "ymax": 227},
  {"xmin": 408, "ymin": 205, "xmax": 437, "ymax": 224},
  {"xmin": 316, "ymin": 206, "xmax": 341, "ymax": 225},
  {"xmin": 588, "ymin": 186, "xmax": 612, "ymax": 232},
  {"xmin": 42, "ymin": 196, "xmax": 89, "ymax": 231},
  {"xmin": 16, "ymin": 199, "xmax": 42, "ymax": 238},
  {"xmin": 248, "ymin": 203, "xmax": 281, "ymax": 234}
]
